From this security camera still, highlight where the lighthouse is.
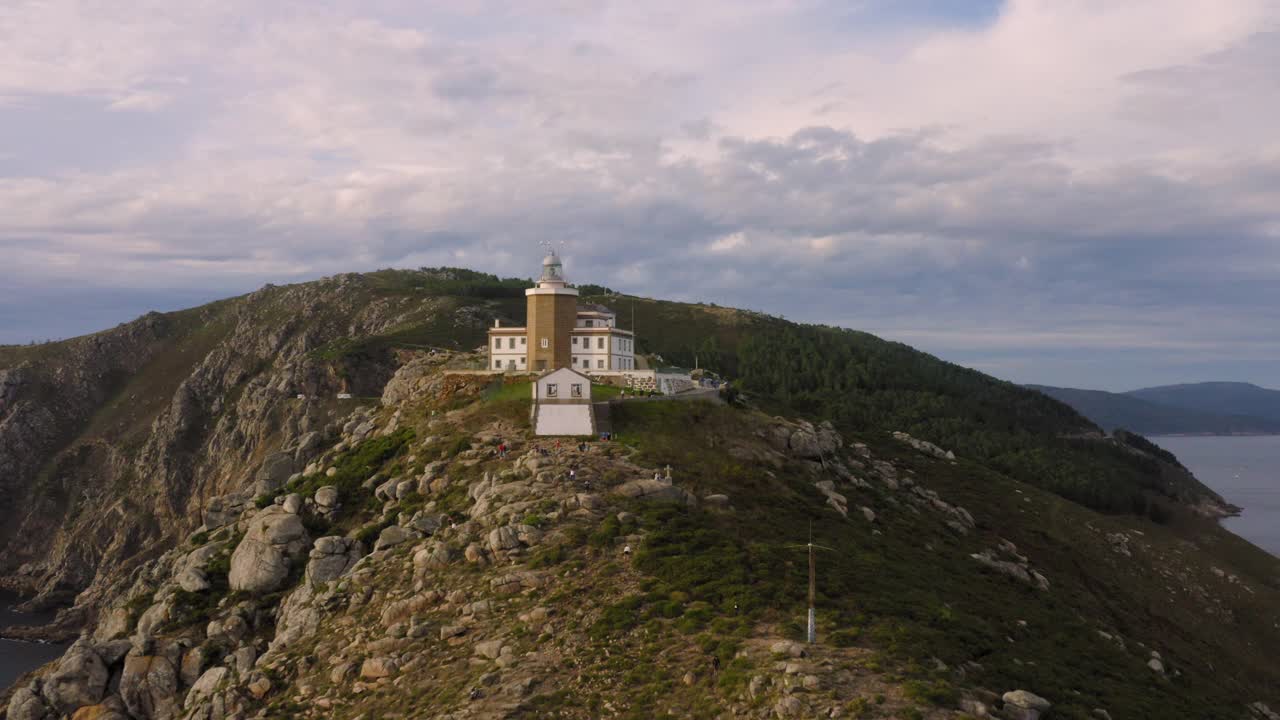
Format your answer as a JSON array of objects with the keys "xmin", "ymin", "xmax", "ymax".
[{"xmin": 524, "ymin": 250, "xmax": 579, "ymax": 371}]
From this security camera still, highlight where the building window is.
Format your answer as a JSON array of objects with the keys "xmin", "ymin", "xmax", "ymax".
[
  {"xmin": 585, "ymin": 320, "xmax": 594, "ymax": 327},
  {"xmin": 572, "ymin": 337, "xmax": 578, "ymax": 346},
  {"xmin": 520, "ymin": 337, "xmax": 526, "ymax": 345},
  {"xmin": 508, "ymin": 360, "xmax": 516, "ymax": 369},
  {"xmin": 519, "ymin": 358, "xmax": 526, "ymax": 365},
  {"xmin": 597, "ymin": 337, "xmax": 604, "ymax": 349},
  {"xmin": 546, "ymin": 383, "xmax": 558, "ymax": 397},
  {"xmin": 494, "ymin": 360, "xmax": 501, "ymax": 369},
  {"xmin": 494, "ymin": 339, "xmax": 501, "ymax": 350},
  {"xmin": 540, "ymin": 338, "xmax": 549, "ymax": 349},
  {"xmin": 571, "ymin": 383, "xmax": 583, "ymax": 398},
  {"xmin": 508, "ymin": 338, "xmax": 515, "ymax": 349},
  {"xmin": 582, "ymin": 358, "xmax": 590, "ymax": 368},
  {"xmin": 597, "ymin": 359, "xmax": 604, "ymax": 369}
]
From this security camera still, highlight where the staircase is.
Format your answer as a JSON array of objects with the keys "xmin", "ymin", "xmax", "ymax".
[{"xmin": 592, "ymin": 401, "xmax": 613, "ymax": 437}]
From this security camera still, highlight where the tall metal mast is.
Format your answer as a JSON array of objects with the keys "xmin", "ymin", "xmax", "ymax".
[{"xmin": 788, "ymin": 523, "xmax": 833, "ymax": 644}]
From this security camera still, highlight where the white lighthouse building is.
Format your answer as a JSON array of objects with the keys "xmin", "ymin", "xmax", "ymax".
[{"xmin": 488, "ymin": 251, "xmax": 635, "ymax": 374}]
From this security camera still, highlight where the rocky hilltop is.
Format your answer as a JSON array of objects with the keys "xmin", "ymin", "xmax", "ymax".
[{"xmin": 1, "ymin": 269, "xmax": 1278, "ymax": 720}]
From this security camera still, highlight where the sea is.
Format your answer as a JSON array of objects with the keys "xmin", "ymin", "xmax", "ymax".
[
  {"xmin": 0, "ymin": 590, "xmax": 67, "ymax": 692},
  {"xmin": 1152, "ymin": 435, "xmax": 1280, "ymax": 557}
]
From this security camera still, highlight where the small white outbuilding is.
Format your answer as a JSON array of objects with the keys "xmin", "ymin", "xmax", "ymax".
[{"xmin": 532, "ymin": 367, "xmax": 595, "ymax": 436}]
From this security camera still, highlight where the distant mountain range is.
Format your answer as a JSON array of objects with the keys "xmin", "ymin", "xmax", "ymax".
[{"xmin": 1028, "ymin": 382, "xmax": 1280, "ymax": 435}]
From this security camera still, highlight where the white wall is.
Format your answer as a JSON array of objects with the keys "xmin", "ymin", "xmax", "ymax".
[
  {"xmin": 489, "ymin": 334, "xmax": 527, "ymax": 370},
  {"xmin": 534, "ymin": 404, "xmax": 594, "ymax": 436},
  {"xmin": 534, "ymin": 367, "xmax": 592, "ymax": 400},
  {"xmin": 571, "ymin": 331, "xmax": 634, "ymax": 371}
]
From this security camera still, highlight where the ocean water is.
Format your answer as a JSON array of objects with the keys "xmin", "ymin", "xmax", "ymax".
[
  {"xmin": 0, "ymin": 590, "xmax": 67, "ymax": 692},
  {"xmin": 1152, "ymin": 435, "xmax": 1280, "ymax": 556}
]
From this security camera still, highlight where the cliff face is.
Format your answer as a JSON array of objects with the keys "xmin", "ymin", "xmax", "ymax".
[
  {"xmin": 0, "ymin": 273, "xmax": 502, "ymax": 625},
  {"xmin": 1, "ymin": 270, "xmax": 1278, "ymax": 720}
]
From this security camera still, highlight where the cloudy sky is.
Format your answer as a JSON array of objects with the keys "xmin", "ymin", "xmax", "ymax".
[{"xmin": 2, "ymin": 0, "xmax": 1278, "ymax": 391}]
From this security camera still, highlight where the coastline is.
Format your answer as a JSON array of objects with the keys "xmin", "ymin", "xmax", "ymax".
[
  {"xmin": 1152, "ymin": 435, "xmax": 1280, "ymax": 557},
  {"xmin": 0, "ymin": 590, "xmax": 71, "ymax": 701},
  {"xmin": 1146, "ymin": 432, "xmax": 1280, "ymax": 437}
]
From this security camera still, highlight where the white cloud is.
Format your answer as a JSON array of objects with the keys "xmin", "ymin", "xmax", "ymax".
[
  {"xmin": 108, "ymin": 91, "xmax": 171, "ymax": 112},
  {"xmin": 0, "ymin": 0, "xmax": 1278, "ymax": 388},
  {"xmin": 709, "ymin": 232, "xmax": 746, "ymax": 253}
]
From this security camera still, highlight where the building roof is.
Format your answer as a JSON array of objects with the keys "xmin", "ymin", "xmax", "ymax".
[
  {"xmin": 536, "ymin": 366, "xmax": 592, "ymax": 385},
  {"xmin": 577, "ymin": 303, "xmax": 616, "ymax": 315},
  {"xmin": 571, "ymin": 327, "xmax": 633, "ymax": 335}
]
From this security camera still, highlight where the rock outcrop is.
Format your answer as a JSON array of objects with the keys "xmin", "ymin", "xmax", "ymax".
[{"xmin": 228, "ymin": 507, "xmax": 310, "ymax": 593}]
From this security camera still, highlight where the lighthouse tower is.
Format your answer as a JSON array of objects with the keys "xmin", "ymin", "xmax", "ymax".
[{"xmin": 525, "ymin": 250, "xmax": 579, "ymax": 371}]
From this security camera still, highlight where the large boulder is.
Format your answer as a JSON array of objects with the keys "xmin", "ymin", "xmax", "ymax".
[
  {"xmin": 202, "ymin": 495, "xmax": 246, "ymax": 531},
  {"xmin": 119, "ymin": 654, "xmax": 180, "ymax": 719},
  {"xmin": 254, "ymin": 452, "xmax": 295, "ymax": 495},
  {"xmin": 612, "ymin": 478, "xmax": 696, "ymax": 506},
  {"xmin": 268, "ymin": 586, "xmax": 321, "ymax": 655},
  {"xmin": 373, "ymin": 525, "xmax": 415, "ymax": 551},
  {"xmin": 406, "ymin": 511, "xmax": 445, "ymax": 535},
  {"xmin": 70, "ymin": 700, "xmax": 130, "ymax": 720},
  {"xmin": 6, "ymin": 686, "xmax": 50, "ymax": 720},
  {"xmin": 313, "ymin": 485, "xmax": 339, "ymax": 510},
  {"xmin": 175, "ymin": 543, "xmax": 223, "ymax": 594},
  {"xmin": 306, "ymin": 536, "xmax": 363, "ymax": 586},
  {"xmin": 487, "ymin": 525, "xmax": 542, "ymax": 552},
  {"xmin": 1002, "ymin": 690, "xmax": 1051, "ymax": 720},
  {"xmin": 41, "ymin": 638, "xmax": 110, "ymax": 715},
  {"xmin": 228, "ymin": 506, "xmax": 310, "ymax": 593},
  {"xmin": 892, "ymin": 431, "xmax": 956, "ymax": 460},
  {"xmin": 765, "ymin": 419, "xmax": 842, "ymax": 459},
  {"xmin": 360, "ymin": 657, "xmax": 398, "ymax": 680},
  {"xmin": 294, "ymin": 431, "xmax": 324, "ymax": 464},
  {"xmin": 413, "ymin": 542, "xmax": 457, "ymax": 577},
  {"xmin": 184, "ymin": 666, "xmax": 228, "ymax": 710}
]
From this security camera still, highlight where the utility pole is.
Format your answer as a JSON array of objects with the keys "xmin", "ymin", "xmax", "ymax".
[
  {"xmin": 788, "ymin": 524, "xmax": 833, "ymax": 645},
  {"xmin": 808, "ymin": 537, "xmax": 816, "ymax": 643}
]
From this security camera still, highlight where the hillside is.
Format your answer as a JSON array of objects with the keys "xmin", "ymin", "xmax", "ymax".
[
  {"xmin": 1027, "ymin": 385, "xmax": 1280, "ymax": 436},
  {"xmin": 1, "ymin": 268, "xmax": 1277, "ymax": 720},
  {"xmin": 1128, "ymin": 382, "xmax": 1280, "ymax": 425}
]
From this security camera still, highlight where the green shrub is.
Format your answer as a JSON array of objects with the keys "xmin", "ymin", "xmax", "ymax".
[
  {"xmin": 588, "ymin": 515, "xmax": 622, "ymax": 548},
  {"xmin": 354, "ymin": 518, "xmax": 395, "ymax": 546},
  {"xmin": 829, "ymin": 627, "xmax": 862, "ymax": 647},
  {"xmin": 591, "ymin": 595, "xmax": 644, "ymax": 638},
  {"xmin": 521, "ymin": 513, "xmax": 548, "ymax": 529},
  {"xmin": 528, "ymin": 545, "xmax": 568, "ymax": 568},
  {"xmin": 446, "ymin": 436, "xmax": 472, "ymax": 457},
  {"xmin": 903, "ymin": 680, "xmax": 956, "ymax": 707},
  {"xmin": 286, "ymin": 428, "xmax": 415, "ymax": 519}
]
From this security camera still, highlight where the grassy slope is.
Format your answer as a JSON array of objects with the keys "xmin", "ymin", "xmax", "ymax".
[
  {"xmin": 229, "ymin": 391, "xmax": 1280, "ymax": 719},
  {"xmin": 607, "ymin": 401, "xmax": 1280, "ymax": 719},
  {"xmin": 586, "ymin": 292, "xmax": 1223, "ymax": 517}
]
